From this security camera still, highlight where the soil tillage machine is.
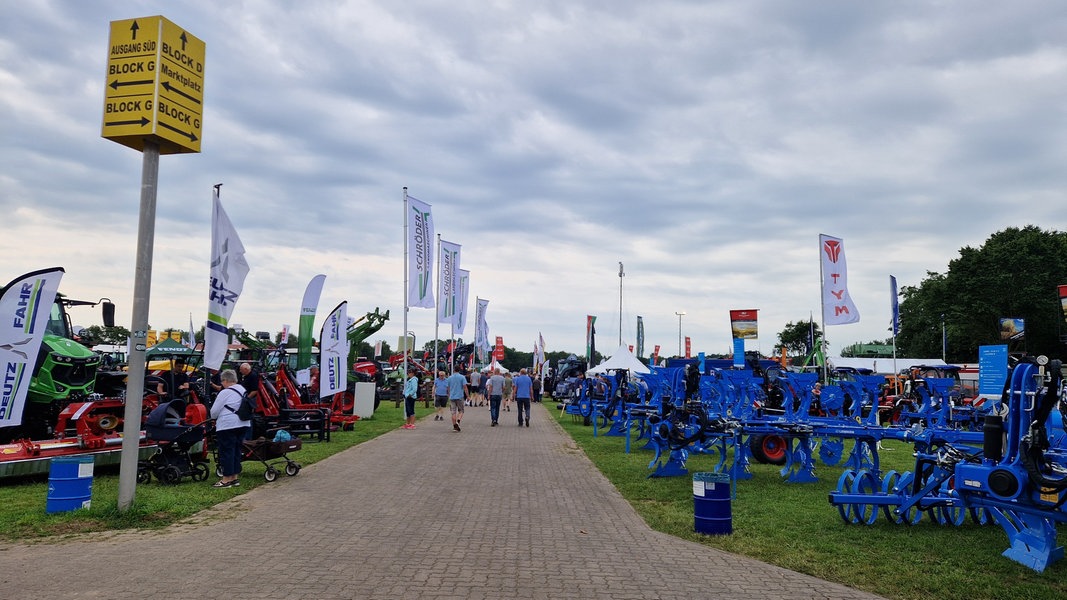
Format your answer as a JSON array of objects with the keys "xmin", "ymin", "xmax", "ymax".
[{"xmin": 829, "ymin": 357, "xmax": 1067, "ymax": 572}]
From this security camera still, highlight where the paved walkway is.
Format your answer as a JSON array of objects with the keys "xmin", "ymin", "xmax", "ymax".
[{"xmin": 0, "ymin": 403, "xmax": 885, "ymax": 599}]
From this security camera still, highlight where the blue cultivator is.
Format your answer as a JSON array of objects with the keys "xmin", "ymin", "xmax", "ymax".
[{"xmin": 829, "ymin": 357, "xmax": 1067, "ymax": 572}]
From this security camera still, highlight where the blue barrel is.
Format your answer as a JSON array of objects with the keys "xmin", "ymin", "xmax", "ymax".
[
  {"xmin": 693, "ymin": 472, "xmax": 732, "ymax": 535},
  {"xmin": 46, "ymin": 456, "xmax": 94, "ymax": 514}
]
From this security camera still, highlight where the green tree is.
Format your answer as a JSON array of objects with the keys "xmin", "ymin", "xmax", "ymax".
[
  {"xmin": 78, "ymin": 324, "xmax": 131, "ymax": 345},
  {"xmin": 897, "ymin": 226, "xmax": 1067, "ymax": 361},
  {"xmin": 774, "ymin": 320, "xmax": 822, "ymax": 359}
]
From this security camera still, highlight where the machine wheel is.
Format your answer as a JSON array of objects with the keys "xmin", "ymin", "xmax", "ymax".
[
  {"xmin": 749, "ymin": 434, "xmax": 788, "ymax": 465},
  {"xmin": 835, "ymin": 470, "xmax": 857, "ymax": 524},
  {"xmin": 285, "ymin": 463, "xmax": 301, "ymax": 477},
  {"xmin": 264, "ymin": 467, "xmax": 279, "ymax": 482},
  {"xmin": 159, "ymin": 465, "xmax": 182, "ymax": 485},
  {"xmin": 851, "ymin": 469, "xmax": 879, "ymax": 525},
  {"xmin": 191, "ymin": 462, "xmax": 210, "ymax": 482},
  {"xmin": 969, "ymin": 507, "xmax": 992, "ymax": 525}
]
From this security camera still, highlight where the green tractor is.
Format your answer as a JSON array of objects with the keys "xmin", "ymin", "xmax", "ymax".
[{"xmin": 0, "ymin": 295, "xmax": 114, "ymax": 442}]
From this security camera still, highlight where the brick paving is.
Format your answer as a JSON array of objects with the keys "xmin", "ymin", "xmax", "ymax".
[{"xmin": 0, "ymin": 403, "xmax": 885, "ymax": 599}]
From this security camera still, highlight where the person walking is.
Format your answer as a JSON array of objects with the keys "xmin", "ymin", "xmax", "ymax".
[
  {"xmin": 513, "ymin": 368, "xmax": 534, "ymax": 427},
  {"xmin": 209, "ymin": 368, "xmax": 249, "ymax": 488},
  {"xmin": 402, "ymin": 371, "xmax": 418, "ymax": 429},
  {"xmin": 486, "ymin": 369, "xmax": 505, "ymax": 426},
  {"xmin": 532, "ymin": 374, "xmax": 542, "ymax": 403},
  {"xmin": 433, "ymin": 371, "xmax": 448, "ymax": 421},
  {"xmin": 446, "ymin": 368, "xmax": 469, "ymax": 432},
  {"xmin": 503, "ymin": 372, "xmax": 514, "ymax": 412},
  {"xmin": 469, "ymin": 370, "xmax": 482, "ymax": 406}
]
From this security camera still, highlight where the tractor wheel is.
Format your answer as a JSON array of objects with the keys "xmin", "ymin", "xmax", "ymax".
[{"xmin": 749, "ymin": 434, "xmax": 787, "ymax": 465}]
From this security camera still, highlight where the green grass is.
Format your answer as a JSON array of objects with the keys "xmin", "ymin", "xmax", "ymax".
[
  {"xmin": 0, "ymin": 402, "xmax": 430, "ymax": 541},
  {"xmin": 552, "ymin": 410, "xmax": 1067, "ymax": 600},
  {"xmin": 5, "ymin": 401, "xmax": 1065, "ymax": 600}
]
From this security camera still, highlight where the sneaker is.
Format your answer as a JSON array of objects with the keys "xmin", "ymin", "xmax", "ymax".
[
  {"xmin": 454, "ymin": 423, "xmax": 461, "ymax": 432},
  {"xmin": 525, "ymin": 421, "xmax": 530, "ymax": 427},
  {"xmin": 491, "ymin": 421, "xmax": 497, "ymax": 427}
]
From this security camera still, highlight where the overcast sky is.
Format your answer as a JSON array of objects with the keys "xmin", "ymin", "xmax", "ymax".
[{"xmin": 3, "ymin": 1, "xmax": 1066, "ymax": 360}]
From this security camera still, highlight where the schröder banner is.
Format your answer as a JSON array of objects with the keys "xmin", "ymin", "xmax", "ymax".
[
  {"xmin": 0, "ymin": 267, "xmax": 64, "ymax": 428},
  {"xmin": 406, "ymin": 196, "xmax": 435, "ymax": 309},
  {"xmin": 729, "ymin": 309, "xmax": 758, "ymax": 339}
]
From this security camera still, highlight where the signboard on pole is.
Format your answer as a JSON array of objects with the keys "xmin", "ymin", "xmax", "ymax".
[{"xmin": 102, "ymin": 16, "xmax": 205, "ymax": 154}]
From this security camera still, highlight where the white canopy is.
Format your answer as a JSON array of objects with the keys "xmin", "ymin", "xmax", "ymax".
[
  {"xmin": 480, "ymin": 360, "xmax": 510, "ymax": 374},
  {"xmin": 587, "ymin": 344, "xmax": 651, "ymax": 375}
]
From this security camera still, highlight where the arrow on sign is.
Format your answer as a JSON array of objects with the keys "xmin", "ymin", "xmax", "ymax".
[
  {"xmin": 109, "ymin": 78, "xmax": 154, "ymax": 90},
  {"xmin": 180, "ymin": 31, "xmax": 188, "ymax": 51},
  {"xmin": 159, "ymin": 120, "xmax": 198, "ymax": 142},
  {"xmin": 161, "ymin": 81, "xmax": 201, "ymax": 104},
  {"xmin": 130, "ymin": 20, "xmax": 139, "ymax": 40},
  {"xmin": 105, "ymin": 116, "xmax": 150, "ymax": 127}
]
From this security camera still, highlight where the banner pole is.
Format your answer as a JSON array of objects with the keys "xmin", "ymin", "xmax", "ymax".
[{"xmin": 402, "ymin": 188, "xmax": 409, "ymax": 385}]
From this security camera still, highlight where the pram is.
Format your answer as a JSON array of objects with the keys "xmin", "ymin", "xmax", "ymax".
[
  {"xmin": 213, "ymin": 431, "xmax": 303, "ymax": 482},
  {"xmin": 138, "ymin": 398, "xmax": 211, "ymax": 484}
]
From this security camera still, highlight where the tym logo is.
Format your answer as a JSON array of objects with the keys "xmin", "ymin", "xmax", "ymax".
[{"xmin": 823, "ymin": 240, "xmax": 842, "ymax": 263}]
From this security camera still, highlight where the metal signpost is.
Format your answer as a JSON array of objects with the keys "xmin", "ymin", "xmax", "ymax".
[{"xmin": 101, "ymin": 15, "xmax": 205, "ymax": 510}]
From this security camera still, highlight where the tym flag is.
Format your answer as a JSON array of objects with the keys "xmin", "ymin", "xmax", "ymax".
[
  {"xmin": 437, "ymin": 240, "xmax": 461, "ymax": 325},
  {"xmin": 0, "ymin": 267, "xmax": 64, "ymax": 428},
  {"xmin": 819, "ymin": 234, "xmax": 860, "ymax": 326},
  {"xmin": 205, "ymin": 190, "xmax": 250, "ymax": 370},
  {"xmin": 454, "ymin": 269, "xmax": 470, "ymax": 335},
  {"xmin": 319, "ymin": 301, "xmax": 349, "ymax": 399},
  {"xmin": 407, "ymin": 196, "xmax": 435, "ymax": 309}
]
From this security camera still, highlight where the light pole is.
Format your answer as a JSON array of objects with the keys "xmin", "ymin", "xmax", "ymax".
[{"xmin": 675, "ymin": 311, "xmax": 686, "ymax": 356}]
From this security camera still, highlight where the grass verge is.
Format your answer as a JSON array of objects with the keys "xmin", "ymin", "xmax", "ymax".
[
  {"xmin": 0, "ymin": 402, "xmax": 430, "ymax": 541},
  {"xmin": 551, "ymin": 409, "xmax": 1067, "ymax": 600}
]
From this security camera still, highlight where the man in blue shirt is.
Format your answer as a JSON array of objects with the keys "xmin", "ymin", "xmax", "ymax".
[
  {"xmin": 433, "ymin": 371, "xmax": 449, "ymax": 421},
  {"xmin": 513, "ymin": 368, "xmax": 534, "ymax": 427},
  {"xmin": 446, "ymin": 368, "xmax": 469, "ymax": 432},
  {"xmin": 403, "ymin": 373, "xmax": 419, "ymax": 430}
]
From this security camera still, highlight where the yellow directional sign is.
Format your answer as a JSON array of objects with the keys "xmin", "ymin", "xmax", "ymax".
[{"xmin": 102, "ymin": 16, "xmax": 205, "ymax": 154}]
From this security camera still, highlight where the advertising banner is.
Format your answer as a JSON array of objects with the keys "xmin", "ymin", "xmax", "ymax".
[{"xmin": 729, "ymin": 309, "xmax": 758, "ymax": 339}]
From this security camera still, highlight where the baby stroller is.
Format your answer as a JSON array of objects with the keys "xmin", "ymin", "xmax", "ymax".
[
  {"xmin": 215, "ymin": 430, "xmax": 303, "ymax": 482},
  {"xmin": 138, "ymin": 398, "xmax": 211, "ymax": 484}
]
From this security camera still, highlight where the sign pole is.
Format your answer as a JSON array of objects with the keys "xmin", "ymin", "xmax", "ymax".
[{"xmin": 117, "ymin": 140, "xmax": 159, "ymax": 510}]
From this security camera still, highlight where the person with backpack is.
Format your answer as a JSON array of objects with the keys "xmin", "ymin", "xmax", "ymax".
[{"xmin": 209, "ymin": 368, "xmax": 250, "ymax": 488}]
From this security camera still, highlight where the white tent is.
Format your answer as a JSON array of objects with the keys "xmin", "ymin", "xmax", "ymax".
[
  {"xmin": 588, "ymin": 344, "xmax": 651, "ymax": 375},
  {"xmin": 480, "ymin": 360, "xmax": 510, "ymax": 374}
]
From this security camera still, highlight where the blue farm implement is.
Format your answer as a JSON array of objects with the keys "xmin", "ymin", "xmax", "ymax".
[{"xmin": 829, "ymin": 358, "xmax": 1067, "ymax": 572}]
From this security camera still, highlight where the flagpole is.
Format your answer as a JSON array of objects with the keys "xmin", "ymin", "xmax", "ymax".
[
  {"xmin": 618, "ymin": 262, "xmax": 624, "ymax": 346},
  {"xmin": 402, "ymin": 187, "xmax": 409, "ymax": 385},
  {"xmin": 818, "ymin": 234, "xmax": 827, "ymax": 384},
  {"xmin": 434, "ymin": 234, "xmax": 441, "ymax": 375}
]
